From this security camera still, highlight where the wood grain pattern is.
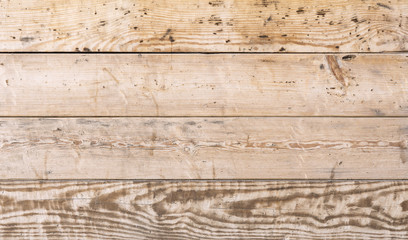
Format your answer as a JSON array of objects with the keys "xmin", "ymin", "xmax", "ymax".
[
  {"xmin": 1, "ymin": 54, "xmax": 407, "ymax": 117},
  {"xmin": 0, "ymin": 117, "xmax": 407, "ymax": 179},
  {"xmin": 1, "ymin": 180, "xmax": 408, "ymax": 239},
  {"xmin": 0, "ymin": 0, "xmax": 407, "ymax": 52}
]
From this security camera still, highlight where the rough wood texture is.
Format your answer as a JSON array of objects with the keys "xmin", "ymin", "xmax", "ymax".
[
  {"xmin": 0, "ymin": 0, "xmax": 407, "ymax": 52},
  {"xmin": 1, "ymin": 180, "xmax": 408, "ymax": 239},
  {"xmin": 1, "ymin": 54, "xmax": 407, "ymax": 117},
  {"xmin": 0, "ymin": 117, "xmax": 407, "ymax": 179}
]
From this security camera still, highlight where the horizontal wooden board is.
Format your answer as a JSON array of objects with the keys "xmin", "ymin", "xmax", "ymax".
[
  {"xmin": 0, "ymin": 54, "xmax": 407, "ymax": 116},
  {"xmin": 0, "ymin": 0, "xmax": 407, "ymax": 52},
  {"xmin": 1, "ymin": 180, "xmax": 408, "ymax": 239},
  {"xmin": 0, "ymin": 117, "xmax": 407, "ymax": 179}
]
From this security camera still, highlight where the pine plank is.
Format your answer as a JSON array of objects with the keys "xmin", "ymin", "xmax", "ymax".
[
  {"xmin": 0, "ymin": 117, "xmax": 407, "ymax": 179},
  {"xmin": 1, "ymin": 180, "xmax": 408, "ymax": 239},
  {"xmin": 0, "ymin": 54, "xmax": 407, "ymax": 117},
  {"xmin": 0, "ymin": 0, "xmax": 407, "ymax": 52}
]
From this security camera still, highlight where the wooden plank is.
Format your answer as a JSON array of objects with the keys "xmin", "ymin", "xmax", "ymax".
[
  {"xmin": 0, "ymin": 54, "xmax": 407, "ymax": 117},
  {"xmin": 1, "ymin": 180, "xmax": 408, "ymax": 239},
  {"xmin": 0, "ymin": 0, "xmax": 407, "ymax": 52},
  {"xmin": 0, "ymin": 117, "xmax": 407, "ymax": 180}
]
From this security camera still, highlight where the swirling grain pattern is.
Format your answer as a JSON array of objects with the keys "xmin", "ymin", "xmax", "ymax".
[
  {"xmin": 0, "ymin": 0, "xmax": 407, "ymax": 52},
  {"xmin": 1, "ymin": 1, "xmax": 407, "ymax": 239},
  {"xmin": 1, "ymin": 180, "xmax": 408, "ymax": 239}
]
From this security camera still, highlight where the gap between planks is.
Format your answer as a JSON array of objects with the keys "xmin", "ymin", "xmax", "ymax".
[
  {"xmin": 0, "ymin": 116, "xmax": 408, "ymax": 118},
  {"xmin": 2, "ymin": 179, "xmax": 408, "ymax": 182},
  {"xmin": 1, "ymin": 52, "xmax": 408, "ymax": 55}
]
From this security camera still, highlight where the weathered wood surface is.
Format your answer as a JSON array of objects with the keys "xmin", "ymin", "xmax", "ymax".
[
  {"xmin": 1, "ymin": 180, "xmax": 408, "ymax": 239},
  {"xmin": 0, "ymin": 0, "xmax": 407, "ymax": 52},
  {"xmin": 1, "ymin": 54, "xmax": 407, "ymax": 117},
  {"xmin": 0, "ymin": 117, "xmax": 407, "ymax": 179}
]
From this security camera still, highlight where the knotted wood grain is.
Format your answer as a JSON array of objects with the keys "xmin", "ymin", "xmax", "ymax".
[
  {"xmin": 1, "ymin": 54, "xmax": 407, "ymax": 116},
  {"xmin": 0, "ymin": 117, "xmax": 406, "ymax": 179},
  {"xmin": 0, "ymin": 0, "xmax": 407, "ymax": 52},
  {"xmin": 1, "ymin": 180, "xmax": 408, "ymax": 239}
]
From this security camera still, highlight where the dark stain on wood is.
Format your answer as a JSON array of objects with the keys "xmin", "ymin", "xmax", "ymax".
[
  {"xmin": 20, "ymin": 37, "xmax": 35, "ymax": 42},
  {"xmin": 377, "ymin": 2, "xmax": 393, "ymax": 10},
  {"xmin": 342, "ymin": 55, "xmax": 356, "ymax": 61},
  {"xmin": 209, "ymin": 0, "xmax": 224, "ymax": 7},
  {"xmin": 296, "ymin": 7, "xmax": 305, "ymax": 14},
  {"xmin": 316, "ymin": 9, "xmax": 330, "ymax": 17},
  {"xmin": 401, "ymin": 200, "xmax": 408, "ymax": 211},
  {"xmin": 160, "ymin": 29, "xmax": 172, "ymax": 41},
  {"xmin": 351, "ymin": 16, "xmax": 359, "ymax": 23}
]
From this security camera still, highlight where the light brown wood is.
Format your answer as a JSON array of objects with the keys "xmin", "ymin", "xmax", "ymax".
[
  {"xmin": 1, "ymin": 180, "xmax": 408, "ymax": 239},
  {"xmin": 0, "ymin": 117, "xmax": 407, "ymax": 180},
  {"xmin": 1, "ymin": 54, "xmax": 407, "ymax": 116},
  {"xmin": 0, "ymin": 0, "xmax": 407, "ymax": 52},
  {"xmin": 2, "ymin": 0, "xmax": 407, "ymax": 239}
]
